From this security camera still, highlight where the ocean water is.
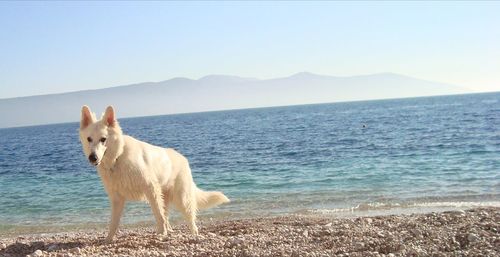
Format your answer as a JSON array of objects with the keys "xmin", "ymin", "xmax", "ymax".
[{"xmin": 0, "ymin": 92, "xmax": 499, "ymax": 234}]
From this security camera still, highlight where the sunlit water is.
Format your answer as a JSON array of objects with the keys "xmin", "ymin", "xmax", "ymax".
[{"xmin": 1, "ymin": 92, "xmax": 499, "ymax": 234}]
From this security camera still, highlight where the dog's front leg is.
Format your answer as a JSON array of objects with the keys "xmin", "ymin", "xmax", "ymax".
[
  {"xmin": 105, "ymin": 195, "xmax": 125, "ymax": 242},
  {"xmin": 145, "ymin": 185, "xmax": 167, "ymax": 235}
]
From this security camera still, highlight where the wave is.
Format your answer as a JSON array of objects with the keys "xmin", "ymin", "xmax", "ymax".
[{"xmin": 303, "ymin": 201, "xmax": 500, "ymax": 215}]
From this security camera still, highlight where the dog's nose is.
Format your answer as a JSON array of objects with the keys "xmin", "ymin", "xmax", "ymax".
[{"xmin": 88, "ymin": 153, "xmax": 98, "ymax": 163}]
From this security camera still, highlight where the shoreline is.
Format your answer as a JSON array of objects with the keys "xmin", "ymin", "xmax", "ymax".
[
  {"xmin": 1, "ymin": 207, "xmax": 498, "ymax": 257},
  {"xmin": 2, "ymin": 199, "xmax": 498, "ymax": 237},
  {"xmin": 2, "ymin": 201, "xmax": 497, "ymax": 238}
]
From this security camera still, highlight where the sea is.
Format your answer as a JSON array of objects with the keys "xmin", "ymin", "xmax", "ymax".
[{"xmin": 0, "ymin": 92, "xmax": 499, "ymax": 235}]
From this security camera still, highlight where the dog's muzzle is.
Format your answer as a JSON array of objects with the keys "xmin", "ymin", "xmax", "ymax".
[{"xmin": 88, "ymin": 153, "xmax": 99, "ymax": 166}]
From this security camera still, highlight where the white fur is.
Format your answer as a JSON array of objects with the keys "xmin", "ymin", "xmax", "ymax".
[{"xmin": 79, "ymin": 105, "xmax": 229, "ymax": 242}]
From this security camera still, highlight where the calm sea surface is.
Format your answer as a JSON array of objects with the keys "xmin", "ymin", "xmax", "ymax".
[{"xmin": 0, "ymin": 93, "xmax": 499, "ymax": 234}]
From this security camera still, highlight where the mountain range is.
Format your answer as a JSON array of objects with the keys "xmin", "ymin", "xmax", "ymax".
[{"xmin": 0, "ymin": 72, "xmax": 470, "ymax": 128}]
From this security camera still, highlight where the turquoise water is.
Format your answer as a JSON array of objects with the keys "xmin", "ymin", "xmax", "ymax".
[{"xmin": 0, "ymin": 92, "xmax": 499, "ymax": 233}]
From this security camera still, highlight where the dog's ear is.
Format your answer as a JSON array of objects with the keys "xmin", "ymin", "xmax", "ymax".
[
  {"xmin": 80, "ymin": 105, "xmax": 95, "ymax": 129},
  {"xmin": 104, "ymin": 106, "xmax": 116, "ymax": 127}
]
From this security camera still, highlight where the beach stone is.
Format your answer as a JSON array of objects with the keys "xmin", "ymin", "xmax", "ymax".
[
  {"xmin": 410, "ymin": 229, "xmax": 421, "ymax": 237},
  {"xmin": 467, "ymin": 233, "xmax": 480, "ymax": 243},
  {"xmin": 450, "ymin": 210, "xmax": 466, "ymax": 216},
  {"xmin": 48, "ymin": 244, "xmax": 59, "ymax": 251},
  {"xmin": 32, "ymin": 250, "xmax": 43, "ymax": 257},
  {"xmin": 0, "ymin": 242, "xmax": 6, "ymax": 249},
  {"xmin": 325, "ymin": 222, "xmax": 332, "ymax": 227},
  {"xmin": 354, "ymin": 242, "xmax": 364, "ymax": 249},
  {"xmin": 226, "ymin": 237, "xmax": 244, "ymax": 248},
  {"xmin": 70, "ymin": 247, "xmax": 81, "ymax": 254},
  {"xmin": 302, "ymin": 230, "xmax": 309, "ymax": 237}
]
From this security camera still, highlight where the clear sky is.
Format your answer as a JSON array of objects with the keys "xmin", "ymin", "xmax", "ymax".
[{"xmin": 1, "ymin": 1, "xmax": 499, "ymax": 98}]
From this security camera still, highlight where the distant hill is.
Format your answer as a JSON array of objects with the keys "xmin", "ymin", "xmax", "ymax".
[{"xmin": 0, "ymin": 72, "xmax": 470, "ymax": 128}]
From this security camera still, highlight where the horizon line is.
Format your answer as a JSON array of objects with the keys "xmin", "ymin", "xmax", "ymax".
[
  {"xmin": 1, "ymin": 90, "xmax": 497, "ymax": 130},
  {"xmin": 0, "ymin": 71, "xmax": 478, "ymax": 100}
]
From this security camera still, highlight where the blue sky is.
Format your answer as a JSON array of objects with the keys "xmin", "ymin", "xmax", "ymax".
[{"xmin": 1, "ymin": 1, "xmax": 499, "ymax": 98}]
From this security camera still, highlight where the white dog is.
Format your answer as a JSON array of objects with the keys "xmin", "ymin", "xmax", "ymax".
[{"xmin": 79, "ymin": 105, "xmax": 229, "ymax": 241}]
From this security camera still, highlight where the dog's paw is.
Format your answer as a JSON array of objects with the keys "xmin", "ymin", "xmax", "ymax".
[
  {"xmin": 157, "ymin": 225, "xmax": 171, "ymax": 235},
  {"xmin": 104, "ymin": 236, "xmax": 114, "ymax": 244}
]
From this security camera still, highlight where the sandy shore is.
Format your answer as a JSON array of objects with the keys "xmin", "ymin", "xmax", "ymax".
[{"xmin": 0, "ymin": 207, "xmax": 498, "ymax": 257}]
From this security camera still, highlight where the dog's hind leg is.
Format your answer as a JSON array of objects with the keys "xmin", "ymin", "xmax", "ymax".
[
  {"xmin": 178, "ymin": 189, "xmax": 199, "ymax": 235},
  {"xmin": 163, "ymin": 188, "xmax": 174, "ymax": 232},
  {"xmin": 106, "ymin": 195, "xmax": 125, "ymax": 242},
  {"xmin": 145, "ymin": 184, "xmax": 167, "ymax": 235}
]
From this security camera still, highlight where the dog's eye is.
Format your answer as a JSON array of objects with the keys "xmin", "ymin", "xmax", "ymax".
[
  {"xmin": 87, "ymin": 137, "xmax": 92, "ymax": 142},
  {"xmin": 100, "ymin": 137, "xmax": 106, "ymax": 143}
]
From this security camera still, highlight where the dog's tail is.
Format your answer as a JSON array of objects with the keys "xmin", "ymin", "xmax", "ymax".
[{"xmin": 195, "ymin": 187, "xmax": 230, "ymax": 210}]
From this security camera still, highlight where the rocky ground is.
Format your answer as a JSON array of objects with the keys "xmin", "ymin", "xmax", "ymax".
[{"xmin": 0, "ymin": 207, "xmax": 498, "ymax": 257}]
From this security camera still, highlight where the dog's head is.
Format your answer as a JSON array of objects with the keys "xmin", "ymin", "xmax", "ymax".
[{"xmin": 79, "ymin": 105, "xmax": 122, "ymax": 166}]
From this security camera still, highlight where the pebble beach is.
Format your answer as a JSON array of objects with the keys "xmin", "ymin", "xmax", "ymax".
[{"xmin": 1, "ymin": 207, "xmax": 498, "ymax": 257}]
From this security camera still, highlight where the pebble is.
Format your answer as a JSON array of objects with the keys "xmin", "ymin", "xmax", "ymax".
[
  {"xmin": 70, "ymin": 247, "xmax": 81, "ymax": 254},
  {"xmin": 302, "ymin": 230, "xmax": 309, "ymax": 237},
  {"xmin": 0, "ymin": 242, "xmax": 7, "ymax": 249},
  {"xmin": 410, "ymin": 229, "xmax": 421, "ymax": 237},
  {"xmin": 467, "ymin": 233, "xmax": 480, "ymax": 243},
  {"xmin": 48, "ymin": 244, "xmax": 59, "ymax": 251},
  {"xmin": 32, "ymin": 250, "xmax": 43, "ymax": 257},
  {"xmin": 354, "ymin": 242, "xmax": 364, "ymax": 249},
  {"xmin": 226, "ymin": 237, "xmax": 244, "ymax": 248},
  {"xmin": 451, "ymin": 210, "xmax": 466, "ymax": 215}
]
